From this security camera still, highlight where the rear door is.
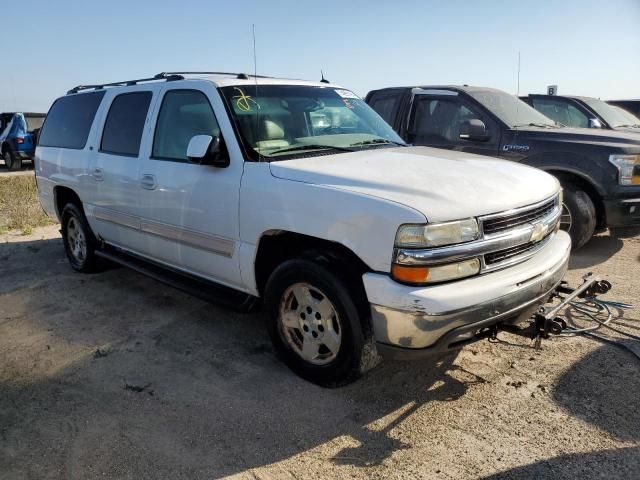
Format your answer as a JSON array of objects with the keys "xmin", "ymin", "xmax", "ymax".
[
  {"xmin": 407, "ymin": 90, "xmax": 500, "ymax": 156},
  {"xmin": 366, "ymin": 90, "xmax": 403, "ymax": 128},
  {"xmin": 137, "ymin": 82, "xmax": 244, "ymax": 288},
  {"xmin": 87, "ymin": 88, "xmax": 155, "ymax": 253}
]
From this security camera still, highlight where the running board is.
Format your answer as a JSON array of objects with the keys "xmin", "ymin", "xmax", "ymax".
[{"xmin": 95, "ymin": 248, "xmax": 258, "ymax": 312}]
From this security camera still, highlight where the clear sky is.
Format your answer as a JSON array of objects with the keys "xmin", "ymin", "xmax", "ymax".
[{"xmin": 2, "ymin": 0, "xmax": 639, "ymax": 112}]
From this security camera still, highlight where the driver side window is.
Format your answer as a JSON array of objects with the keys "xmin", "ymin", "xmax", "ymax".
[
  {"xmin": 152, "ymin": 89, "xmax": 221, "ymax": 162},
  {"xmin": 412, "ymin": 98, "xmax": 482, "ymax": 144}
]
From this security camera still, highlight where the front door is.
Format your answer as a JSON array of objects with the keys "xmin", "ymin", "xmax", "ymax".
[
  {"xmin": 407, "ymin": 91, "xmax": 500, "ymax": 157},
  {"xmin": 137, "ymin": 83, "xmax": 243, "ymax": 289}
]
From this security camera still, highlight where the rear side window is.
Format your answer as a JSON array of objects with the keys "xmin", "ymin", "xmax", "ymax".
[
  {"xmin": 369, "ymin": 92, "xmax": 400, "ymax": 125},
  {"xmin": 100, "ymin": 92, "xmax": 152, "ymax": 156},
  {"xmin": 38, "ymin": 91, "xmax": 105, "ymax": 149},
  {"xmin": 152, "ymin": 90, "xmax": 221, "ymax": 161}
]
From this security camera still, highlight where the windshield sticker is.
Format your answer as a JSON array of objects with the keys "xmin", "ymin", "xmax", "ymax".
[
  {"xmin": 335, "ymin": 89, "xmax": 359, "ymax": 99},
  {"xmin": 233, "ymin": 87, "xmax": 260, "ymax": 112},
  {"xmin": 343, "ymin": 99, "xmax": 355, "ymax": 109}
]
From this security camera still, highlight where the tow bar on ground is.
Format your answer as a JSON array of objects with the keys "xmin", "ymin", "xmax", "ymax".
[{"xmin": 487, "ymin": 273, "xmax": 639, "ymax": 359}]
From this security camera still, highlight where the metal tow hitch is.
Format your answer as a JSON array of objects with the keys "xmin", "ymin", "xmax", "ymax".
[
  {"xmin": 499, "ymin": 273, "xmax": 612, "ymax": 349},
  {"xmin": 532, "ymin": 273, "xmax": 611, "ymax": 349}
]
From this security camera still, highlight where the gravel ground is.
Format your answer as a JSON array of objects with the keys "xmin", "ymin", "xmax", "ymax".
[{"xmin": 0, "ymin": 225, "xmax": 638, "ymax": 479}]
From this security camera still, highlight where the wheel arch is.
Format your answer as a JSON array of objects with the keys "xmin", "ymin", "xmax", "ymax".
[
  {"xmin": 254, "ymin": 230, "xmax": 373, "ymax": 298},
  {"xmin": 53, "ymin": 186, "xmax": 84, "ymax": 222},
  {"xmin": 543, "ymin": 167, "xmax": 606, "ymax": 229}
]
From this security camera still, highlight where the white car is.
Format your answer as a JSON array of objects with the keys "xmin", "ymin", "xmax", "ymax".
[{"xmin": 35, "ymin": 72, "xmax": 570, "ymax": 386}]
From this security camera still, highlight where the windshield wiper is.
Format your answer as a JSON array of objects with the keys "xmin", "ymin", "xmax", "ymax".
[
  {"xmin": 267, "ymin": 144, "xmax": 354, "ymax": 156},
  {"xmin": 349, "ymin": 138, "xmax": 407, "ymax": 147},
  {"xmin": 616, "ymin": 124, "xmax": 640, "ymax": 128},
  {"xmin": 513, "ymin": 122, "xmax": 558, "ymax": 129}
]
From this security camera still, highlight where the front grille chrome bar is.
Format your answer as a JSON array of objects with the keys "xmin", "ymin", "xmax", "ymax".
[{"xmin": 394, "ymin": 198, "xmax": 561, "ymax": 269}]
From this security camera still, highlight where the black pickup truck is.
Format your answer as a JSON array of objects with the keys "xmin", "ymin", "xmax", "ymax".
[
  {"xmin": 520, "ymin": 94, "xmax": 640, "ymax": 135},
  {"xmin": 365, "ymin": 86, "xmax": 640, "ymax": 248}
]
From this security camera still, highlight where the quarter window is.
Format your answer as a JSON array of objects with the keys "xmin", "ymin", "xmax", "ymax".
[
  {"xmin": 152, "ymin": 90, "xmax": 221, "ymax": 161},
  {"xmin": 38, "ymin": 91, "xmax": 106, "ymax": 149},
  {"xmin": 100, "ymin": 92, "xmax": 152, "ymax": 156}
]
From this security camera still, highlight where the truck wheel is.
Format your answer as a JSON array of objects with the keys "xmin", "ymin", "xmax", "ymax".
[
  {"xmin": 4, "ymin": 150, "xmax": 21, "ymax": 171},
  {"xmin": 61, "ymin": 203, "xmax": 99, "ymax": 272},
  {"xmin": 264, "ymin": 258, "xmax": 378, "ymax": 387},
  {"xmin": 561, "ymin": 184, "xmax": 596, "ymax": 250}
]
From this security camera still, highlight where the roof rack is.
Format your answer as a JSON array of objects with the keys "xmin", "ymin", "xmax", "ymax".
[
  {"xmin": 67, "ymin": 73, "xmax": 184, "ymax": 94},
  {"xmin": 66, "ymin": 71, "xmax": 272, "ymax": 94},
  {"xmin": 159, "ymin": 71, "xmax": 273, "ymax": 79}
]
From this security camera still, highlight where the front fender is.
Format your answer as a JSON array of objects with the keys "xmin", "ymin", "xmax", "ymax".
[
  {"xmin": 520, "ymin": 151, "xmax": 609, "ymax": 196},
  {"xmin": 238, "ymin": 162, "xmax": 427, "ymax": 292}
]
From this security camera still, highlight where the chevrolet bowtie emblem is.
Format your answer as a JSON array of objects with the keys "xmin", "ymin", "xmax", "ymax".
[{"xmin": 530, "ymin": 222, "xmax": 548, "ymax": 243}]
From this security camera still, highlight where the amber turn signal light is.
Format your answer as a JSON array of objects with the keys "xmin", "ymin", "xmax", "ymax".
[{"xmin": 391, "ymin": 264, "xmax": 430, "ymax": 284}]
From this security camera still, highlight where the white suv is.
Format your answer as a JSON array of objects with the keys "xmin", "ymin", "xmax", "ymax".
[{"xmin": 35, "ymin": 72, "xmax": 570, "ymax": 386}]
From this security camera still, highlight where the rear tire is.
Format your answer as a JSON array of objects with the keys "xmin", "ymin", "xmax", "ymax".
[
  {"xmin": 264, "ymin": 258, "xmax": 378, "ymax": 387},
  {"xmin": 61, "ymin": 203, "xmax": 99, "ymax": 272},
  {"xmin": 4, "ymin": 150, "xmax": 21, "ymax": 171},
  {"xmin": 561, "ymin": 183, "xmax": 596, "ymax": 250}
]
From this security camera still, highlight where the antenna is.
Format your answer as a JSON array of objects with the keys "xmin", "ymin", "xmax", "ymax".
[
  {"xmin": 516, "ymin": 51, "xmax": 521, "ymax": 96},
  {"xmin": 514, "ymin": 51, "xmax": 521, "ymax": 133},
  {"xmin": 252, "ymin": 24, "xmax": 261, "ymax": 162},
  {"xmin": 320, "ymin": 70, "xmax": 330, "ymax": 84}
]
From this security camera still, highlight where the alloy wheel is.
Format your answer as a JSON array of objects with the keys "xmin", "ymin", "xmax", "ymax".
[{"xmin": 278, "ymin": 282, "xmax": 342, "ymax": 365}]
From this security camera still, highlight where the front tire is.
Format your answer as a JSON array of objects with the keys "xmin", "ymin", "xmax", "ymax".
[
  {"xmin": 560, "ymin": 183, "xmax": 596, "ymax": 250},
  {"xmin": 4, "ymin": 150, "xmax": 21, "ymax": 171},
  {"xmin": 264, "ymin": 258, "xmax": 378, "ymax": 387},
  {"xmin": 61, "ymin": 203, "xmax": 99, "ymax": 272}
]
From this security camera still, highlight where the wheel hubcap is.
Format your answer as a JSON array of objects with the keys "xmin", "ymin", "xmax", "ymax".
[
  {"xmin": 560, "ymin": 202, "xmax": 572, "ymax": 232},
  {"xmin": 67, "ymin": 217, "xmax": 87, "ymax": 262},
  {"xmin": 279, "ymin": 283, "xmax": 342, "ymax": 365}
]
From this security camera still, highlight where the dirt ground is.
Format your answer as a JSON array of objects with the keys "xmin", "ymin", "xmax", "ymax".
[{"xmin": 0, "ymin": 225, "xmax": 639, "ymax": 480}]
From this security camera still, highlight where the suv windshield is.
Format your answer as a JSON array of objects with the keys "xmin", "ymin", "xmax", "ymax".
[
  {"xmin": 220, "ymin": 85, "xmax": 405, "ymax": 160},
  {"xmin": 467, "ymin": 89, "xmax": 557, "ymax": 128},
  {"xmin": 581, "ymin": 98, "xmax": 640, "ymax": 128}
]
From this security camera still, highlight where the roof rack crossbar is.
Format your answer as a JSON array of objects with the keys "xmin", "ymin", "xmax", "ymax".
[
  {"xmin": 67, "ymin": 73, "xmax": 184, "ymax": 94},
  {"xmin": 158, "ymin": 71, "xmax": 273, "ymax": 79}
]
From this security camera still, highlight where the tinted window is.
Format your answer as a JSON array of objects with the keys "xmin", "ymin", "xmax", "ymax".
[
  {"xmin": 412, "ymin": 97, "xmax": 479, "ymax": 143},
  {"xmin": 531, "ymin": 98, "xmax": 588, "ymax": 128},
  {"xmin": 370, "ymin": 93, "xmax": 400, "ymax": 125},
  {"xmin": 153, "ymin": 90, "xmax": 221, "ymax": 161},
  {"xmin": 39, "ymin": 91, "xmax": 105, "ymax": 149},
  {"xmin": 100, "ymin": 92, "xmax": 152, "ymax": 156}
]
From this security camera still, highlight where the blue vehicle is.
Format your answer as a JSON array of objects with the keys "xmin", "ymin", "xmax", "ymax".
[{"xmin": 0, "ymin": 112, "xmax": 46, "ymax": 170}]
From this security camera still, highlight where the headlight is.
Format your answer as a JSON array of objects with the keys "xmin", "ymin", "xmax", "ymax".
[
  {"xmin": 395, "ymin": 219, "xmax": 479, "ymax": 248},
  {"xmin": 609, "ymin": 154, "xmax": 640, "ymax": 185},
  {"xmin": 391, "ymin": 258, "xmax": 481, "ymax": 285}
]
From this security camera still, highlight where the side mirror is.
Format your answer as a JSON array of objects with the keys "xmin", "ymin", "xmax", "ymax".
[
  {"xmin": 187, "ymin": 134, "xmax": 229, "ymax": 167},
  {"xmin": 588, "ymin": 118, "xmax": 603, "ymax": 129},
  {"xmin": 459, "ymin": 119, "xmax": 489, "ymax": 142}
]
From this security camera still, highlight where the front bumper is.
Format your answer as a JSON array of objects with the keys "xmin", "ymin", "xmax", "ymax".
[
  {"xmin": 363, "ymin": 230, "xmax": 571, "ymax": 358},
  {"xmin": 604, "ymin": 197, "xmax": 640, "ymax": 228},
  {"xmin": 14, "ymin": 149, "xmax": 34, "ymax": 160}
]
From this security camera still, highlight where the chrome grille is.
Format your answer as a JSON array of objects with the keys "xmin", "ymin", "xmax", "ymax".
[
  {"xmin": 485, "ymin": 241, "xmax": 539, "ymax": 265},
  {"xmin": 482, "ymin": 198, "xmax": 557, "ymax": 236}
]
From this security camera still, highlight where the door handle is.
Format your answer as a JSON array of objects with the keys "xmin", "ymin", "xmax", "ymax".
[
  {"xmin": 140, "ymin": 174, "xmax": 157, "ymax": 190},
  {"xmin": 93, "ymin": 167, "xmax": 104, "ymax": 181}
]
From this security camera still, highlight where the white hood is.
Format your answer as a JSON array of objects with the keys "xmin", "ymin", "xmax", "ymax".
[{"xmin": 269, "ymin": 146, "xmax": 559, "ymax": 222}]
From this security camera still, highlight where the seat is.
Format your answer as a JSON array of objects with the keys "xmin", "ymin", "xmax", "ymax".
[{"xmin": 255, "ymin": 118, "xmax": 289, "ymax": 150}]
